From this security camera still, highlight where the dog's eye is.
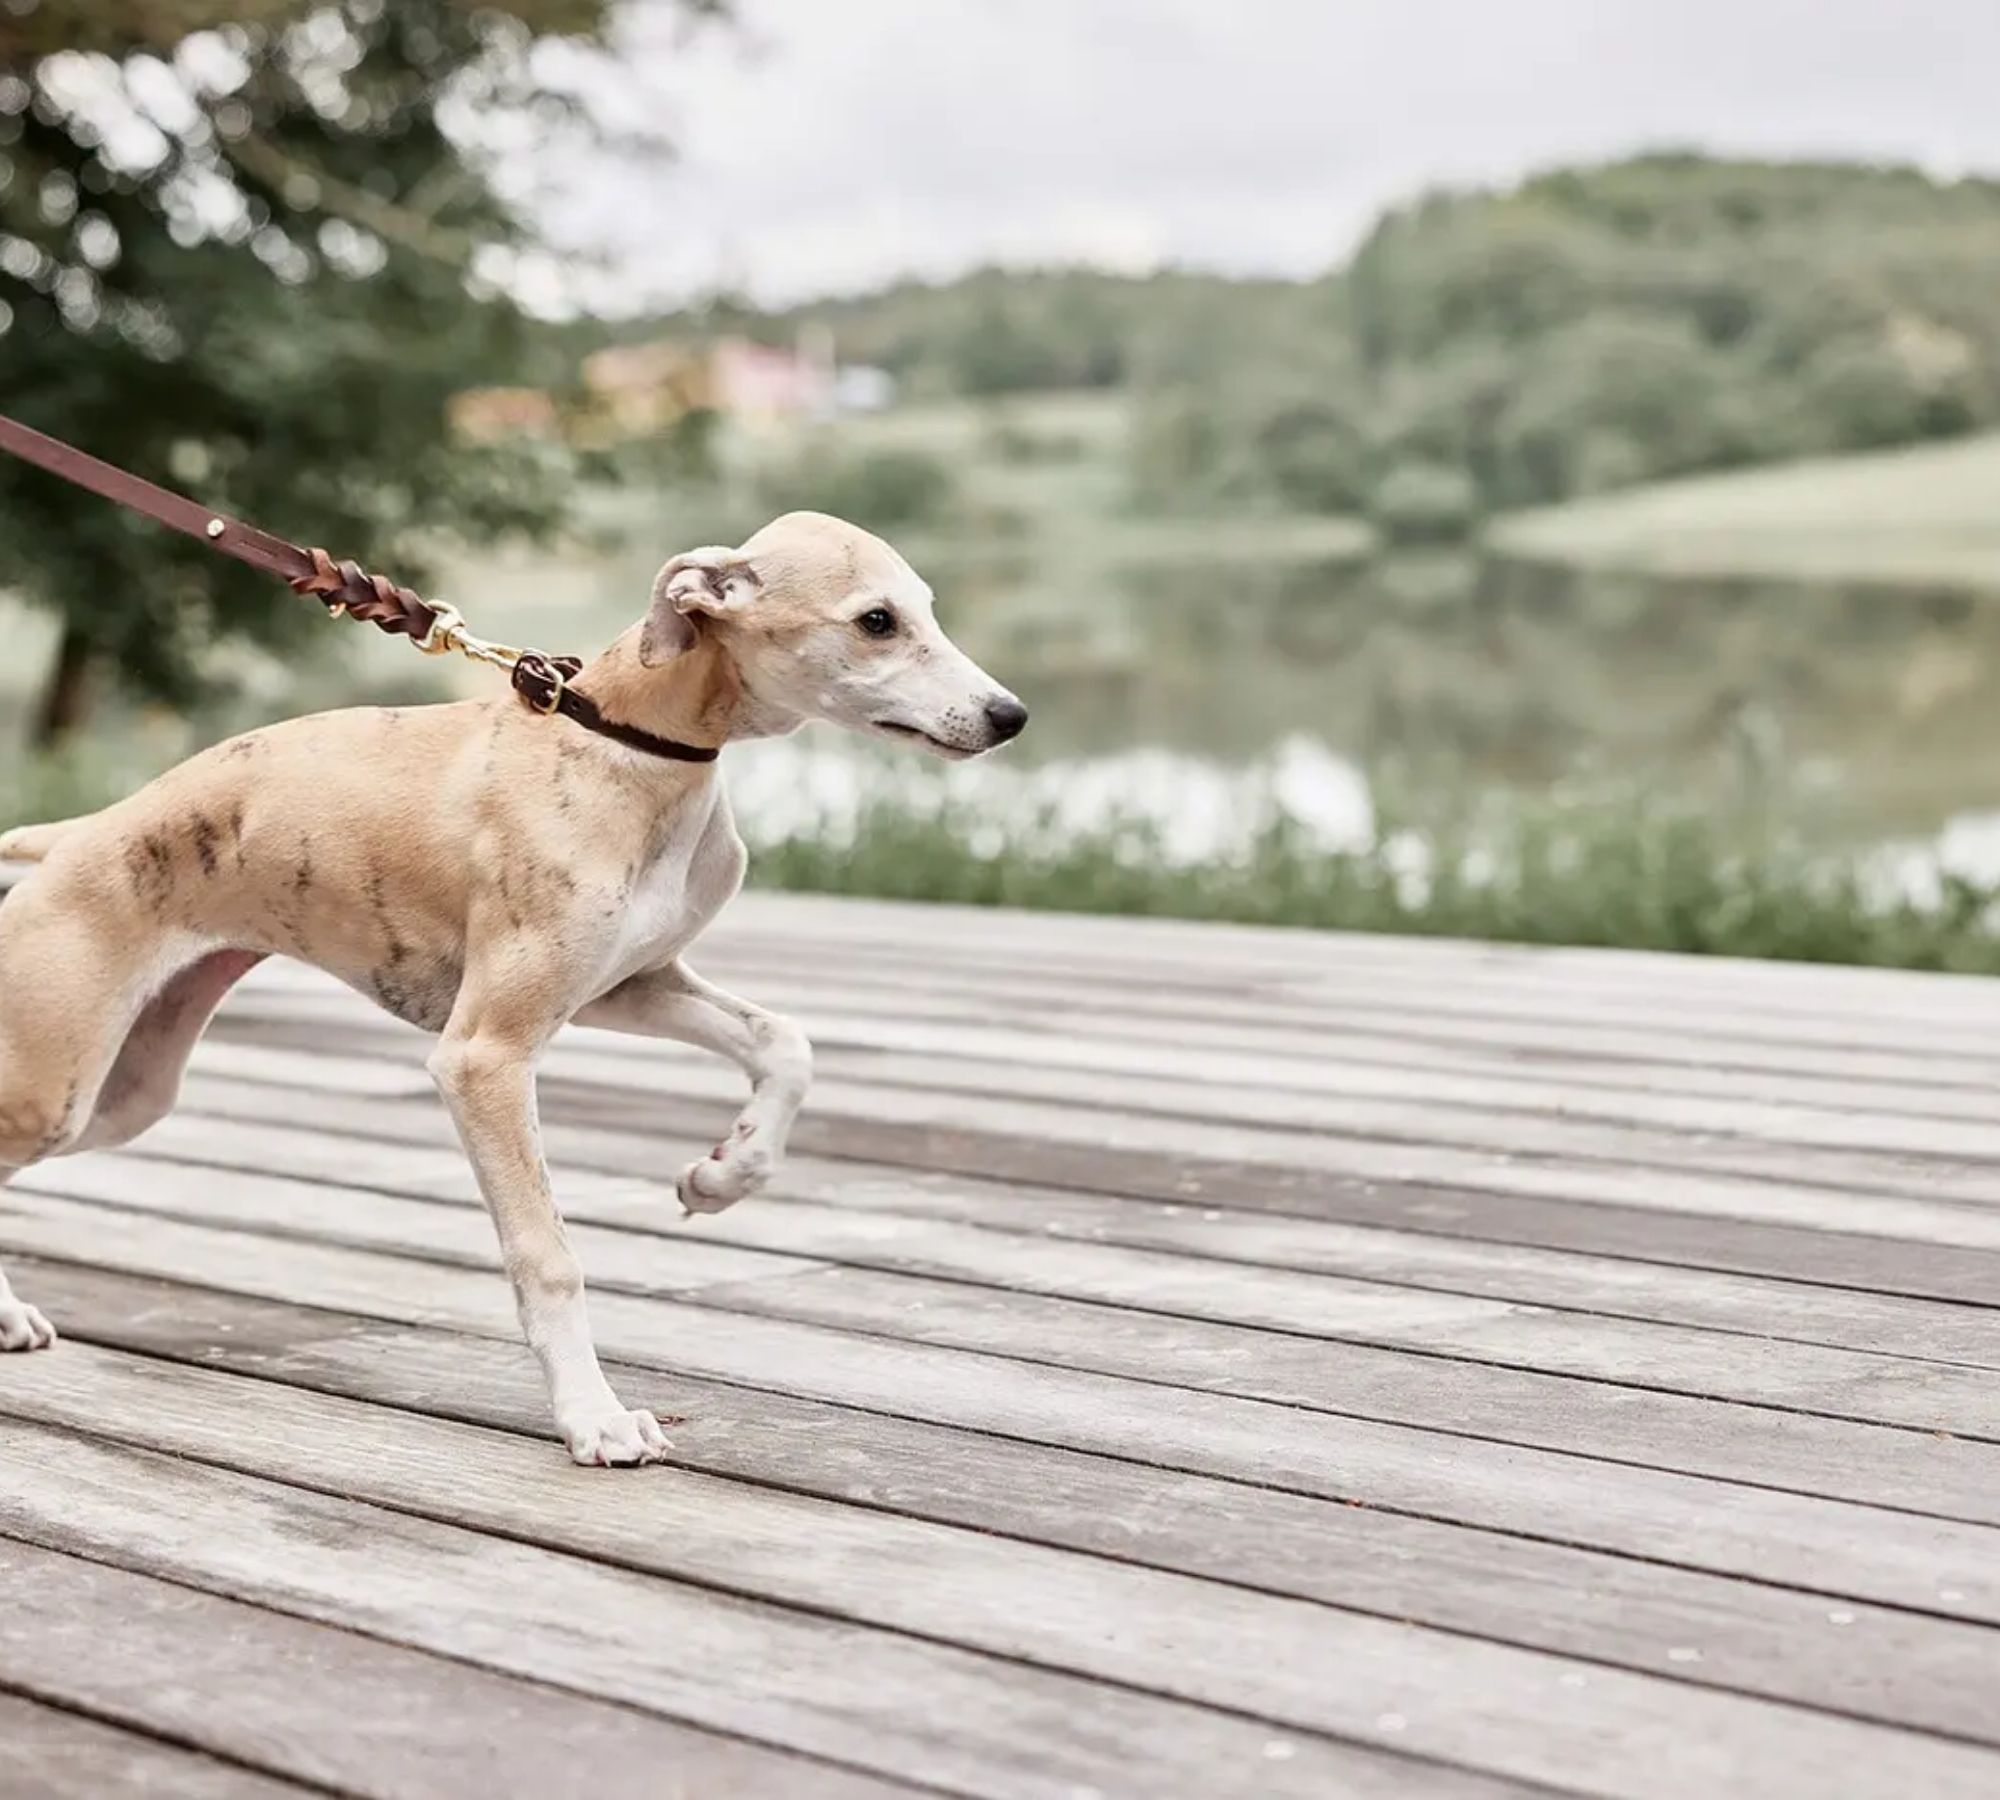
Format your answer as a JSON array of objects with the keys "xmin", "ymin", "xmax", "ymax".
[{"xmin": 857, "ymin": 606, "xmax": 897, "ymax": 638}]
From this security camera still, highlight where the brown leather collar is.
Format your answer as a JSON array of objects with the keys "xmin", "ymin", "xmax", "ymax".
[
  {"xmin": 510, "ymin": 654, "xmax": 720, "ymax": 764},
  {"xmin": 0, "ymin": 412, "xmax": 719, "ymax": 766}
]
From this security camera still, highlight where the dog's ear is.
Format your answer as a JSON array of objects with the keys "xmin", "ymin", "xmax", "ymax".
[{"xmin": 640, "ymin": 547, "xmax": 762, "ymax": 667}]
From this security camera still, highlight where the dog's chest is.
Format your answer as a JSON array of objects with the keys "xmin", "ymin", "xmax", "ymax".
[{"xmin": 601, "ymin": 789, "xmax": 731, "ymax": 982}]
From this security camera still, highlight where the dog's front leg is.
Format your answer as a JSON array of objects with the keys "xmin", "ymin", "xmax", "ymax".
[
  {"xmin": 577, "ymin": 959, "xmax": 812, "ymax": 1215},
  {"xmin": 427, "ymin": 1025, "xmax": 670, "ymax": 1467}
]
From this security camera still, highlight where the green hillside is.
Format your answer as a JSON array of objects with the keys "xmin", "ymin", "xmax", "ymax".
[
  {"xmin": 1488, "ymin": 429, "xmax": 2000, "ymax": 589},
  {"xmin": 596, "ymin": 155, "xmax": 2000, "ymax": 541}
]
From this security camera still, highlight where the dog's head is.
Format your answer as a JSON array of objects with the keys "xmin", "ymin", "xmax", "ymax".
[{"xmin": 641, "ymin": 511, "xmax": 1027, "ymax": 757}]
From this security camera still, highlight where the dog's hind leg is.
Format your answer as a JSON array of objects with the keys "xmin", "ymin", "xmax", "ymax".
[
  {"xmin": 0, "ymin": 1072, "xmax": 56, "ymax": 1349},
  {"xmin": 67, "ymin": 949, "xmax": 267, "ymax": 1155},
  {"xmin": 575, "ymin": 958, "xmax": 813, "ymax": 1216},
  {"xmin": 0, "ymin": 1250, "xmax": 56, "ymax": 1351},
  {"xmin": 0, "ymin": 883, "xmax": 232, "ymax": 1347}
]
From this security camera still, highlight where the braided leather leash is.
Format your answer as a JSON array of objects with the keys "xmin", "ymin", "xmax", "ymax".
[{"xmin": 0, "ymin": 412, "xmax": 717, "ymax": 764}]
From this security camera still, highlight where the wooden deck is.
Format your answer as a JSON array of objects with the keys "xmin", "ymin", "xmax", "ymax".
[{"xmin": 1, "ymin": 890, "xmax": 1997, "ymax": 1798}]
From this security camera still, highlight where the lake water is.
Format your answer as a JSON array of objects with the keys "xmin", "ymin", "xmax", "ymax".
[{"xmin": 448, "ymin": 538, "xmax": 2000, "ymax": 884}]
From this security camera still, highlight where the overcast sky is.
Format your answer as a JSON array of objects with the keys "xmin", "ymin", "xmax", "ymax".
[{"xmin": 538, "ymin": 0, "xmax": 2000, "ymax": 309}]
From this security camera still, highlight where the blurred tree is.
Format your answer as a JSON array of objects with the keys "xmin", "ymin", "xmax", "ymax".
[
  {"xmin": 1116, "ymin": 155, "xmax": 2000, "ymax": 521},
  {"xmin": 755, "ymin": 439, "xmax": 956, "ymax": 534},
  {"xmin": 1367, "ymin": 458, "xmax": 1482, "ymax": 545},
  {"xmin": 0, "ymin": 0, "xmax": 723, "ymax": 745}
]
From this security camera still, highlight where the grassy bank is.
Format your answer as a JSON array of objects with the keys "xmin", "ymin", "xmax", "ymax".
[
  {"xmin": 750, "ymin": 790, "xmax": 2000, "ymax": 975},
  {"xmin": 1488, "ymin": 431, "xmax": 2000, "ymax": 591},
  {"xmin": 6, "ymin": 742, "xmax": 1997, "ymax": 973}
]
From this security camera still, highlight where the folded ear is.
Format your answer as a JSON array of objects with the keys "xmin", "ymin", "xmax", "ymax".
[{"xmin": 640, "ymin": 547, "xmax": 762, "ymax": 667}]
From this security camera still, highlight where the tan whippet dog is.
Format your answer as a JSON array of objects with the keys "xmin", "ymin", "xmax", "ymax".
[{"xmin": 0, "ymin": 510, "xmax": 1027, "ymax": 1464}]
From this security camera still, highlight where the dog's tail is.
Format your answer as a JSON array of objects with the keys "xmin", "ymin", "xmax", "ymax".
[{"xmin": 0, "ymin": 815, "xmax": 88, "ymax": 864}]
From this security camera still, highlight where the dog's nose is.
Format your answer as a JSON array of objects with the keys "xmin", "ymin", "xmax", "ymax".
[{"xmin": 984, "ymin": 696, "xmax": 1029, "ymax": 743}]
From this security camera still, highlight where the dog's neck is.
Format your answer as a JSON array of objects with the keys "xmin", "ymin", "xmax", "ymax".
[{"xmin": 575, "ymin": 626, "xmax": 802, "ymax": 756}]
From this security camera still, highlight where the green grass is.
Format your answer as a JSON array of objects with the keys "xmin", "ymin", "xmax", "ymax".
[
  {"xmin": 1488, "ymin": 431, "xmax": 2000, "ymax": 590},
  {"xmin": 749, "ymin": 787, "xmax": 2000, "ymax": 975}
]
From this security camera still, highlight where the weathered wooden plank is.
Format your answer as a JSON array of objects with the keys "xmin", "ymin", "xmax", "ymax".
[
  {"xmin": 584, "ymin": 997, "xmax": 2000, "ymax": 1145},
  {"xmin": 16, "ymin": 1152, "xmax": 824, "ymax": 1299},
  {"xmin": 695, "ymin": 888, "xmax": 1890, "ymax": 974},
  {"xmin": 688, "ymin": 927, "xmax": 2000, "ymax": 1065},
  {"xmin": 4, "ymin": 1199, "xmax": 1994, "ymax": 1623},
  {"xmin": 235, "ymin": 944, "xmax": 2000, "ymax": 1086},
  {"xmin": 225, "ymin": 973, "xmax": 2000, "ymax": 1131},
  {"xmin": 52, "ymin": 1135, "xmax": 2000, "ymax": 1453},
  {"xmin": 30, "ymin": 1256, "xmax": 2000, "ymax": 1748},
  {"xmin": 535, "ymin": 1043, "xmax": 2000, "ymax": 1216},
  {"xmin": 0, "ymin": 1691, "xmax": 307, "ymax": 1800},
  {"xmin": 197, "ymin": 1018, "xmax": 2000, "ymax": 1216},
  {"xmin": 201, "ymin": 1009, "xmax": 2000, "ymax": 1235},
  {"xmin": 148, "ymin": 888, "xmax": 2000, "ymax": 1045},
  {"xmin": 132, "ymin": 1110, "xmax": 2000, "ymax": 1368},
  {"xmin": 752, "ymin": 980, "xmax": 2000, "ymax": 1095},
  {"xmin": 759, "ymin": 1043, "xmax": 2000, "ymax": 1170},
  {"xmin": 203, "ymin": 955, "xmax": 2000, "ymax": 1188},
  {"xmin": 2, "ymin": 1350, "xmax": 1994, "ymax": 1800},
  {"xmin": 706, "ymin": 892, "xmax": 2000, "ymax": 1023},
  {"xmin": 224, "ymin": 965, "xmax": 2000, "ymax": 1112},
  {"xmin": 19, "ymin": 1158, "xmax": 2000, "ymax": 1510},
  {"xmin": 208, "ymin": 987, "xmax": 2000, "ymax": 1174},
  {"xmin": 0, "ymin": 1539, "xmax": 897, "ymax": 1800},
  {"xmin": 173, "ymin": 1072, "xmax": 2000, "ymax": 1306},
  {"xmin": 717, "ymin": 942, "xmax": 2000, "ymax": 1066},
  {"xmin": 0, "ymin": 1417, "xmax": 1477, "ymax": 1800}
]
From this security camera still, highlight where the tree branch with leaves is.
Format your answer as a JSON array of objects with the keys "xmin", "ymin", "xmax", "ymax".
[{"xmin": 0, "ymin": 0, "xmax": 723, "ymax": 746}]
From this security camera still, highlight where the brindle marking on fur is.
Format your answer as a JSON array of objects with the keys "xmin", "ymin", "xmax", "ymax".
[
  {"xmin": 189, "ymin": 813, "xmax": 222, "ymax": 879},
  {"xmin": 218, "ymin": 733, "xmax": 266, "ymax": 763},
  {"xmin": 253, "ymin": 838, "xmax": 315, "ymax": 952},
  {"xmin": 365, "ymin": 864, "xmax": 411, "ymax": 969},
  {"xmin": 496, "ymin": 866, "xmax": 525, "ymax": 933},
  {"xmin": 227, "ymin": 802, "xmax": 249, "ymax": 871},
  {"xmin": 552, "ymin": 738, "xmax": 583, "ymax": 815},
  {"xmin": 27, "ymin": 1079, "xmax": 79, "ymax": 1159},
  {"xmin": 125, "ymin": 833, "xmax": 176, "ymax": 910},
  {"xmin": 370, "ymin": 953, "xmax": 462, "ymax": 1031}
]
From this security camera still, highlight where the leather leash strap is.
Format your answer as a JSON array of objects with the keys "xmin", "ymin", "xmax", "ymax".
[{"xmin": 0, "ymin": 412, "xmax": 719, "ymax": 765}]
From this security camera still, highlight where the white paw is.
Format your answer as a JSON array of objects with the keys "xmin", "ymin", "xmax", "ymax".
[
  {"xmin": 677, "ymin": 1129, "xmax": 773, "ymax": 1216},
  {"xmin": 0, "ymin": 1301, "xmax": 55, "ymax": 1352},
  {"xmin": 562, "ymin": 1407, "xmax": 673, "ymax": 1468}
]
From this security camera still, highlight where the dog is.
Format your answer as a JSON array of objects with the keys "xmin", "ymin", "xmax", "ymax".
[{"xmin": 0, "ymin": 510, "xmax": 1027, "ymax": 1465}]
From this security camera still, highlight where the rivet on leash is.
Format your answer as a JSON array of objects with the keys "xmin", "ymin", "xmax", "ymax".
[{"xmin": 205, "ymin": 517, "xmax": 225, "ymax": 538}]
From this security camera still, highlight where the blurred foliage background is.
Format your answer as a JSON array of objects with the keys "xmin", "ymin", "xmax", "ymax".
[
  {"xmin": 9, "ymin": 6, "xmax": 2000, "ymax": 965},
  {"xmin": 0, "ymin": 0, "xmax": 720, "ymax": 744},
  {"xmin": 707, "ymin": 158, "xmax": 2000, "ymax": 532}
]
